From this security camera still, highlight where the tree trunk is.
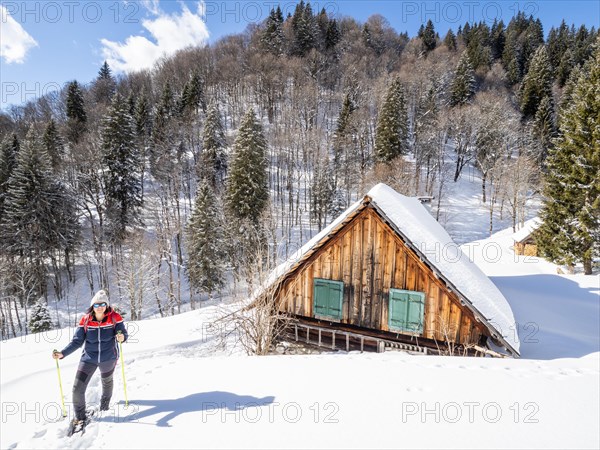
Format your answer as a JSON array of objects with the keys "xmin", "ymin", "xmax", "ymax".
[
  {"xmin": 482, "ymin": 171, "xmax": 487, "ymax": 203},
  {"xmin": 583, "ymin": 256, "xmax": 593, "ymax": 275},
  {"xmin": 454, "ymin": 155, "xmax": 462, "ymax": 182}
]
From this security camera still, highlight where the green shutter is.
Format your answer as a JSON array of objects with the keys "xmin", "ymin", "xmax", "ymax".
[
  {"xmin": 313, "ymin": 279, "xmax": 343, "ymax": 320},
  {"xmin": 389, "ymin": 291, "xmax": 409, "ymax": 330},
  {"xmin": 389, "ymin": 289, "xmax": 425, "ymax": 334}
]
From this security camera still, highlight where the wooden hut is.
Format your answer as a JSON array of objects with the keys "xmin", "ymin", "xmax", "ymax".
[
  {"xmin": 513, "ymin": 218, "xmax": 541, "ymax": 256},
  {"xmin": 257, "ymin": 184, "xmax": 520, "ymax": 357}
]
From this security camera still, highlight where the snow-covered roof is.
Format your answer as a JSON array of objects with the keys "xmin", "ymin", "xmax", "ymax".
[
  {"xmin": 512, "ymin": 217, "xmax": 542, "ymax": 243},
  {"xmin": 258, "ymin": 183, "xmax": 520, "ymax": 356}
]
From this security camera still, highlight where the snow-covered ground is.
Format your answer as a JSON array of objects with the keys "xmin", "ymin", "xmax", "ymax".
[{"xmin": 1, "ymin": 221, "xmax": 598, "ymax": 449}]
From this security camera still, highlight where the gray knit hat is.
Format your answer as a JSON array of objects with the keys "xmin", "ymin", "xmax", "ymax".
[{"xmin": 90, "ymin": 289, "xmax": 109, "ymax": 307}]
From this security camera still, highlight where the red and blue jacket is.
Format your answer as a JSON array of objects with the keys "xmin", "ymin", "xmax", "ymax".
[{"xmin": 61, "ymin": 309, "xmax": 128, "ymax": 363}]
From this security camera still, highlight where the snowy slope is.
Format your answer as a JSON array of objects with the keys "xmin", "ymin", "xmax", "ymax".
[{"xmin": 1, "ymin": 226, "xmax": 599, "ymax": 449}]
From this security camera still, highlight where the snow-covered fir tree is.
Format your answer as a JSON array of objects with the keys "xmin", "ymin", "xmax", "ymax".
[
  {"xmin": 450, "ymin": 51, "xmax": 476, "ymax": 107},
  {"xmin": 185, "ymin": 179, "xmax": 225, "ymax": 298},
  {"xmin": 261, "ymin": 6, "xmax": 284, "ymax": 55},
  {"xmin": 536, "ymin": 40, "xmax": 600, "ymax": 275},
  {"xmin": 420, "ymin": 19, "xmax": 437, "ymax": 54},
  {"xmin": 180, "ymin": 72, "xmax": 206, "ymax": 116},
  {"xmin": 444, "ymin": 29, "xmax": 457, "ymax": 51},
  {"xmin": 226, "ymin": 108, "xmax": 269, "ymax": 225},
  {"xmin": 290, "ymin": 0, "xmax": 317, "ymax": 57},
  {"xmin": 42, "ymin": 119, "xmax": 64, "ymax": 173},
  {"xmin": 202, "ymin": 101, "xmax": 228, "ymax": 190},
  {"xmin": 29, "ymin": 298, "xmax": 53, "ymax": 333},
  {"xmin": 490, "ymin": 19, "xmax": 506, "ymax": 60},
  {"xmin": 149, "ymin": 83, "xmax": 177, "ymax": 182},
  {"xmin": 93, "ymin": 61, "xmax": 116, "ymax": 105},
  {"xmin": 101, "ymin": 93, "xmax": 143, "ymax": 244},
  {"xmin": 65, "ymin": 80, "xmax": 87, "ymax": 143},
  {"xmin": 0, "ymin": 134, "xmax": 19, "ymax": 223},
  {"xmin": 532, "ymin": 95, "xmax": 556, "ymax": 162},
  {"xmin": 520, "ymin": 45, "xmax": 553, "ymax": 119},
  {"xmin": 374, "ymin": 77, "xmax": 409, "ymax": 163},
  {"xmin": 0, "ymin": 127, "xmax": 80, "ymax": 296},
  {"xmin": 310, "ymin": 156, "xmax": 334, "ymax": 229}
]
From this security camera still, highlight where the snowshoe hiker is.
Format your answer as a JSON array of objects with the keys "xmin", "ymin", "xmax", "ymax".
[{"xmin": 52, "ymin": 289, "xmax": 128, "ymax": 427}]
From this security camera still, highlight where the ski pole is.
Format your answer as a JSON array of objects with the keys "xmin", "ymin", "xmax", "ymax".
[
  {"xmin": 117, "ymin": 331, "xmax": 128, "ymax": 408},
  {"xmin": 53, "ymin": 349, "xmax": 67, "ymax": 418}
]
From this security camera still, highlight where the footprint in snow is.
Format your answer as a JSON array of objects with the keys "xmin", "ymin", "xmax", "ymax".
[{"xmin": 33, "ymin": 429, "xmax": 47, "ymax": 438}]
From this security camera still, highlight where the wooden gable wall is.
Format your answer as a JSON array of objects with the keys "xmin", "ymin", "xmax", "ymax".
[{"xmin": 275, "ymin": 206, "xmax": 488, "ymax": 346}]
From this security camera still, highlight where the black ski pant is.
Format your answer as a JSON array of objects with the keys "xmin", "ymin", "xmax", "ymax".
[{"xmin": 72, "ymin": 359, "xmax": 117, "ymax": 420}]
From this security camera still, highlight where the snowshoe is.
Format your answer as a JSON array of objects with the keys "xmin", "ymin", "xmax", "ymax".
[{"xmin": 66, "ymin": 409, "xmax": 96, "ymax": 437}]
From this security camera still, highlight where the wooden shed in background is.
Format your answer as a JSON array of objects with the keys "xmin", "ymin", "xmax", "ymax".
[
  {"xmin": 257, "ymin": 184, "xmax": 520, "ymax": 357},
  {"xmin": 513, "ymin": 218, "xmax": 542, "ymax": 257}
]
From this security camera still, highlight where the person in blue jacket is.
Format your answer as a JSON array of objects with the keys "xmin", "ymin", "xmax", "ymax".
[{"xmin": 52, "ymin": 289, "xmax": 128, "ymax": 424}]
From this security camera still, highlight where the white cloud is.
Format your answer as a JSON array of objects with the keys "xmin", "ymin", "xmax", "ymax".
[
  {"xmin": 0, "ymin": 5, "xmax": 38, "ymax": 64},
  {"xmin": 101, "ymin": 2, "xmax": 209, "ymax": 73},
  {"xmin": 139, "ymin": 0, "xmax": 162, "ymax": 15}
]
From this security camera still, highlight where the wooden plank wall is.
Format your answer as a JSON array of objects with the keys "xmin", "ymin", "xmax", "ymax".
[{"xmin": 277, "ymin": 207, "xmax": 486, "ymax": 347}]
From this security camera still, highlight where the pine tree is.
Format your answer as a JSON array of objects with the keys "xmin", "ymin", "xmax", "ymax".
[
  {"xmin": 490, "ymin": 19, "xmax": 506, "ymax": 60},
  {"xmin": 101, "ymin": 93, "xmax": 143, "ymax": 244},
  {"xmin": 185, "ymin": 179, "xmax": 225, "ymax": 297},
  {"xmin": 93, "ymin": 61, "xmax": 116, "ymax": 104},
  {"xmin": 521, "ymin": 19, "xmax": 545, "ymax": 74},
  {"xmin": 421, "ymin": 19, "xmax": 437, "ymax": 54},
  {"xmin": 202, "ymin": 101, "xmax": 228, "ymax": 190},
  {"xmin": 556, "ymin": 49, "xmax": 575, "ymax": 87},
  {"xmin": 132, "ymin": 93, "xmax": 151, "ymax": 201},
  {"xmin": 226, "ymin": 108, "xmax": 269, "ymax": 225},
  {"xmin": 450, "ymin": 51, "xmax": 476, "ymax": 107},
  {"xmin": 443, "ymin": 29, "xmax": 457, "ymax": 52},
  {"xmin": 374, "ymin": 77, "xmax": 409, "ymax": 163},
  {"xmin": 29, "ymin": 298, "xmax": 53, "ymax": 333},
  {"xmin": 332, "ymin": 92, "xmax": 360, "ymax": 196},
  {"xmin": 532, "ymin": 95, "xmax": 556, "ymax": 162},
  {"xmin": 502, "ymin": 12, "xmax": 535, "ymax": 84},
  {"xmin": 290, "ymin": 0, "xmax": 316, "ymax": 57},
  {"xmin": 181, "ymin": 72, "xmax": 206, "ymax": 115},
  {"xmin": 536, "ymin": 41, "xmax": 600, "ymax": 275},
  {"xmin": 465, "ymin": 22, "xmax": 492, "ymax": 71},
  {"xmin": 310, "ymin": 156, "xmax": 334, "ymax": 229},
  {"xmin": 0, "ymin": 134, "xmax": 18, "ymax": 190},
  {"xmin": 134, "ymin": 94, "xmax": 152, "ymax": 139},
  {"xmin": 503, "ymin": 42, "xmax": 522, "ymax": 85},
  {"xmin": 42, "ymin": 119, "xmax": 63, "ymax": 172},
  {"xmin": 557, "ymin": 65, "xmax": 582, "ymax": 128},
  {"xmin": 65, "ymin": 81, "xmax": 87, "ymax": 143},
  {"xmin": 149, "ymin": 83, "xmax": 177, "ymax": 181},
  {"xmin": 0, "ymin": 127, "xmax": 79, "ymax": 295},
  {"xmin": 520, "ymin": 46, "xmax": 553, "ymax": 119},
  {"xmin": 0, "ymin": 134, "xmax": 19, "ymax": 223},
  {"xmin": 547, "ymin": 21, "xmax": 571, "ymax": 78},
  {"xmin": 573, "ymin": 25, "xmax": 593, "ymax": 67},
  {"xmin": 324, "ymin": 18, "xmax": 340, "ymax": 51},
  {"xmin": 261, "ymin": 7, "xmax": 285, "ymax": 55}
]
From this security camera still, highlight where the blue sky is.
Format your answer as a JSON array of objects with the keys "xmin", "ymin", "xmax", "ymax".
[{"xmin": 1, "ymin": 0, "xmax": 599, "ymax": 110}]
